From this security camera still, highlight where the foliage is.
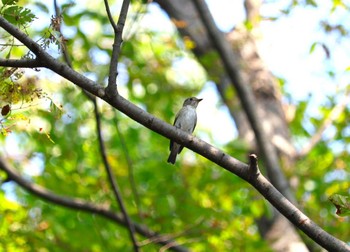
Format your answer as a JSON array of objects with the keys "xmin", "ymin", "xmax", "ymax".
[
  {"xmin": 329, "ymin": 194, "xmax": 350, "ymax": 216},
  {"xmin": 0, "ymin": 0, "xmax": 35, "ymax": 27},
  {"xmin": 0, "ymin": 0, "xmax": 349, "ymax": 251}
]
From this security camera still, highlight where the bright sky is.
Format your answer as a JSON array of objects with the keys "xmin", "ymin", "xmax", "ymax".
[
  {"xmin": 210, "ymin": 1, "xmax": 350, "ymax": 149},
  {"xmin": 145, "ymin": 0, "xmax": 350, "ymax": 145}
]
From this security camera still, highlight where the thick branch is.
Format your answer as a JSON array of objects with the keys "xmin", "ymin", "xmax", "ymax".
[
  {"xmin": 250, "ymin": 174, "xmax": 350, "ymax": 252},
  {"xmin": 0, "ymin": 14, "xmax": 349, "ymax": 252},
  {"xmin": 244, "ymin": 0, "xmax": 261, "ymax": 27},
  {"xmin": 93, "ymin": 99, "xmax": 139, "ymax": 251},
  {"xmin": 0, "ymin": 58, "xmax": 43, "ymax": 68},
  {"xmin": 191, "ymin": 0, "xmax": 295, "ymax": 203},
  {"xmin": 104, "ymin": 0, "xmax": 130, "ymax": 96},
  {"xmin": 0, "ymin": 156, "xmax": 188, "ymax": 252}
]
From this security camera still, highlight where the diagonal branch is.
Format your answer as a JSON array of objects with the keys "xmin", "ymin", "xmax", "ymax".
[
  {"xmin": 93, "ymin": 99, "xmax": 140, "ymax": 252},
  {"xmin": 104, "ymin": 0, "xmax": 118, "ymax": 31},
  {"xmin": 191, "ymin": 0, "xmax": 295, "ymax": 203},
  {"xmin": 104, "ymin": 0, "xmax": 130, "ymax": 97},
  {"xmin": 0, "ymin": 15, "xmax": 349, "ymax": 252},
  {"xmin": 0, "ymin": 156, "xmax": 188, "ymax": 252}
]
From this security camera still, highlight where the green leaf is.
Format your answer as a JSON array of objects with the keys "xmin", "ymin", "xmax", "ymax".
[
  {"xmin": 309, "ymin": 42, "xmax": 318, "ymax": 54},
  {"xmin": 329, "ymin": 194, "xmax": 350, "ymax": 216},
  {"xmin": 1, "ymin": 0, "xmax": 18, "ymax": 6},
  {"xmin": 33, "ymin": 1, "xmax": 49, "ymax": 13},
  {"xmin": 2, "ymin": 6, "xmax": 35, "ymax": 26},
  {"xmin": 306, "ymin": 0, "xmax": 318, "ymax": 7}
]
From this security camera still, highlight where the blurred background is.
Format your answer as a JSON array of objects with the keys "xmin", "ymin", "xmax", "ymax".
[{"xmin": 0, "ymin": 0, "xmax": 349, "ymax": 251}]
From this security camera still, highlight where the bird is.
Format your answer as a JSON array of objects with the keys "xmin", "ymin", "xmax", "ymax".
[{"xmin": 167, "ymin": 97, "xmax": 202, "ymax": 164}]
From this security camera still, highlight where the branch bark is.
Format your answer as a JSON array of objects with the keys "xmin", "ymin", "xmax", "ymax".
[
  {"xmin": 191, "ymin": 0, "xmax": 295, "ymax": 204},
  {"xmin": 104, "ymin": 0, "xmax": 130, "ymax": 96},
  {"xmin": 154, "ymin": 1, "xmax": 300, "ymax": 250},
  {"xmin": 0, "ymin": 14, "xmax": 349, "ymax": 252},
  {"xmin": 0, "ymin": 156, "xmax": 188, "ymax": 252},
  {"xmin": 0, "ymin": 58, "xmax": 43, "ymax": 68}
]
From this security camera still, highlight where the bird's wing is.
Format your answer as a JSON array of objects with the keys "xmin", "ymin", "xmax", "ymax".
[
  {"xmin": 191, "ymin": 113, "xmax": 197, "ymax": 133},
  {"xmin": 170, "ymin": 110, "xmax": 182, "ymax": 151}
]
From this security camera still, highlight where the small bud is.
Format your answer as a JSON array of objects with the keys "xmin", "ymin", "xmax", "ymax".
[{"xmin": 97, "ymin": 88, "xmax": 105, "ymax": 97}]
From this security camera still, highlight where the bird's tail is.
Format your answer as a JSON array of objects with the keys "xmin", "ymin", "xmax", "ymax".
[{"xmin": 167, "ymin": 144, "xmax": 180, "ymax": 164}]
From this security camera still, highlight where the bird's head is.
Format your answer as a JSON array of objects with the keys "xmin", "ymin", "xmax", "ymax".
[{"xmin": 183, "ymin": 97, "xmax": 203, "ymax": 108}]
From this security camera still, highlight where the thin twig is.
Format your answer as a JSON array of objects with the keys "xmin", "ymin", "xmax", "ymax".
[
  {"xmin": 124, "ymin": 2, "xmax": 148, "ymax": 40},
  {"xmin": 53, "ymin": 0, "xmax": 72, "ymax": 68},
  {"xmin": 93, "ymin": 99, "xmax": 140, "ymax": 252},
  {"xmin": 297, "ymin": 90, "xmax": 350, "ymax": 158},
  {"xmin": 104, "ymin": 0, "xmax": 118, "ymax": 31},
  {"xmin": 113, "ymin": 112, "xmax": 142, "ymax": 219},
  {"xmin": 191, "ymin": 0, "xmax": 295, "ymax": 203},
  {"xmin": 54, "ymin": 5, "xmax": 137, "ymax": 247},
  {"xmin": 0, "ymin": 156, "xmax": 189, "ymax": 252},
  {"xmin": 104, "ymin": 0, "xmax": 131, "ymax": 97},
  {"xmin": 52, "ymin": 0, "xmax": 95, "ymax": 101},
  {"xmin": 138, "ymin": 217, "xmax": 204, "ymax": 246}
]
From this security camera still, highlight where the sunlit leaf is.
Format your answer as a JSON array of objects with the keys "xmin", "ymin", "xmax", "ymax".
[
  {"xmin": 1, "ymin": 0, "xmax": 18, "ymax": 5},
  {"xmin": 329, "ymin": 194, "xmax": 350, "ymax": 216},
  {"xmin": 309, "ymin": 42, "xmax": 318, "ymax": 54}
]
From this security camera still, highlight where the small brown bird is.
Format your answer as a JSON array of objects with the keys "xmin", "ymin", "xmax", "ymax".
[{"xmin": 167, "ymin": 97, "xmax": 202, "ymax": 164}]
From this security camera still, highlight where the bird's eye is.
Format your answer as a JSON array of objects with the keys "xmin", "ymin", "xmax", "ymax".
[{"xmin": 190, "ymin": 98, "xmax": 193, "ymax": 101}]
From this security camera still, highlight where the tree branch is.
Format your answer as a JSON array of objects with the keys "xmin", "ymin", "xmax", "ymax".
[
  {"xmin": 0, "ymin": 58, "xmax": 43, "ymax": 68},
  {"xmin": 104, "ymin": 0, "xmax": 130, "ymax": 97},
  {"xmin": 244, "ymin": 0, "xmax": 261, "ymax": 28},
  {"xmin": 93, "ymin": 99, "xmax": 140, "ymax": 252},
  {"xmin": 53, "ymin": 2, "xmax": 137, "ymax": 248},
  {"xmin": 0, "ymin": 156, "xmax": 188, "ymax": 252},
  {"xmin": 104, "ymin": 0, "xmax": 118, "ymax": 31},
  {"xmin": 0, "ymin": 14, "xmax": 349, "ymax": 252},
  {"xmin": 0, "ymin": 16, "xmax": 105, "ymax": 98},
  {"xmin": 191, "ymin": 0, "xmax": 295, "ymax": 203}
]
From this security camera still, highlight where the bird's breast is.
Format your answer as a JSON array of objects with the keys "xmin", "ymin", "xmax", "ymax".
[{"xmin": 174, "ymin": 106, "xmax": 197, "ymax": 133}]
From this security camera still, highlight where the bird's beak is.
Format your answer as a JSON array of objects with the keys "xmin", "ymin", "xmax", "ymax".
[{"xmin": 197, "ymin": 98, "xmax": 203, "ymax": 102}]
